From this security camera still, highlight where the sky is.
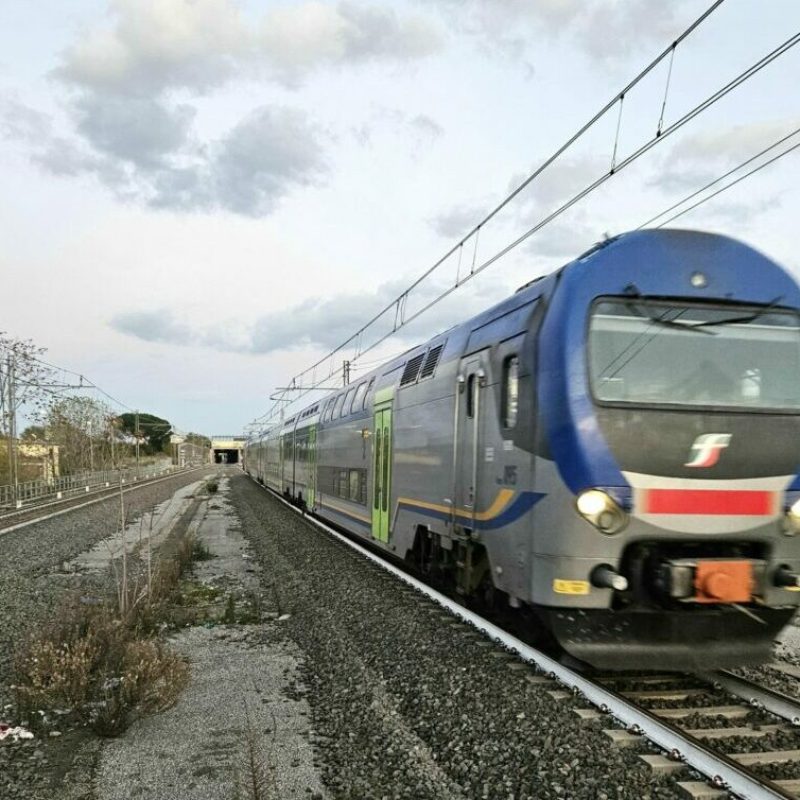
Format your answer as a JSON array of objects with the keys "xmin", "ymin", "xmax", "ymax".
[{"xmin": 1, "ymin": 0, "xmax": 798, "ymax": 435}]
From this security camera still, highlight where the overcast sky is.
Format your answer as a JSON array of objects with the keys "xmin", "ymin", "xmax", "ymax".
[{"xmin": 1, "ymin": 0, "xmax": 798, "ymax": 434}]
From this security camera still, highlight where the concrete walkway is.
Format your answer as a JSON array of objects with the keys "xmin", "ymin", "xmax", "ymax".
[{"xmin": 94, "ymin": 475, "xmax": 326, "ymax": 800}]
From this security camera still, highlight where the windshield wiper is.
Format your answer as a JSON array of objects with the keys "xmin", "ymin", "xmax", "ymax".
[
  {"xmin": 688, "ymin": 296, "xmax": 785, "ymax": 329},
  {"xmin": 624, "ymin": 300, "xmax": 716, "ymax": 334}
]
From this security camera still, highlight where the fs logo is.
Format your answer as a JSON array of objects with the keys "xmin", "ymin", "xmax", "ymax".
[{"xmin": 684, "ymin": 433, "xmax": 732, "ymax": 468}]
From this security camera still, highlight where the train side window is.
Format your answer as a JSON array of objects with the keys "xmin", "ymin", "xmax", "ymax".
[
  {"xmin": 503, "ymin": 356, "xmax": 520, "ymax": 429},
  {"xmin": 348, "ymin": 469, "xmax": 360, "ymax": 502},
  {"xmin": 466, "ymin": 374, "xmax": 476, "ymax": 418},
  {"xmin": 362, "ymin": 378, "xmax": 375, "ymax": 410},
  {"xmin": 343, "ymin": 387, "xmax": 356, "ymax": 416},
  {"xmin": 333, "ymin": 394, "xmax": 345, "ymax": 418},
  {"xmin": 352, "ymin": 382, "xmax": 367, "ymax": 412}
]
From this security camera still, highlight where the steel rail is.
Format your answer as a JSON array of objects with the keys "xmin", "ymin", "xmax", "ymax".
[
  {"xmin": 705, "ymin": 670, "xmax": 800, "ymax": 727},
  {"xmin": 0, "ymin": 466, "xmax": 210, "ymax": 536},
  {"xmin": 253, "ymin": 477, "xmax": 794, "ymax": 800}
]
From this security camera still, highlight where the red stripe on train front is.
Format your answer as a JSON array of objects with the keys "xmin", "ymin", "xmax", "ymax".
[{"xmin": 644, "ymin": 489, "xmax": 774, "ymax": 516}]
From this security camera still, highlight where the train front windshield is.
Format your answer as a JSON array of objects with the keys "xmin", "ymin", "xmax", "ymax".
[{"xmin": 588, "ymin": 299, "xmax": 800, "ymax": 411}]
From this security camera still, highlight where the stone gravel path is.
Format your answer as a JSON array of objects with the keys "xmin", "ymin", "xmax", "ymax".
[{"xmin": 93, "ymin": 474, "xmax": 326, "ymax": 800}]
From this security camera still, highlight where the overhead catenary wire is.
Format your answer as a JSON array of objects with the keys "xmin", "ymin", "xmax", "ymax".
[
  {"xmin": 26, "ymin": 354, "xmax": 134, "ymax": 412},
  {"xmin": 642, "ymin": 130, "xmax": 800, "ymax": 229},
  {"xmin": 637, "ymin": 126, "xmax": 800, "ymax": 229},
  {"xmin": 252, "ymin": 10, "xmax": 800, "ymax": 431},
  {"xmin": 250, "ymin": 1, "xmax": 729, "ymax": 429}
]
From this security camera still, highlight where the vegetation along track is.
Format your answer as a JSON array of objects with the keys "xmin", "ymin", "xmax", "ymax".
[
  {"xmin": 0, "ymin": 466, "xmax": 207, "ymax": 534},
  {"xmin": 249, "ymin": 475, "xmax": 800, "ymax": 800}
]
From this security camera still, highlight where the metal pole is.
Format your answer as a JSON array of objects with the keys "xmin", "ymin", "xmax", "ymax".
[
  {"xmin": 88, "ymin": 420, "xmax": 94, "ymax": 472},
  {"xmin": 135, "ymin": 410, "xmax": 140, "ymax": 479},
  {"xmin": 4, "ymin": 355, "xmax": 12, "ymax": 489},
  {"xmin": 110, "ymin": 418, "xmax": 115, "ymax": 470},
  {"xmin": 7, "ymin": 355, "xmax": 18, "ymax": 505}
]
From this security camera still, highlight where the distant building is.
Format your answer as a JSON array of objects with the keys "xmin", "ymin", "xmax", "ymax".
[
  {"xmin": 6, "ymin": 440, "xmax": 60, "ymax": 481},
  {"xmin": 210, "ymin": 435, "xmax": 245, "ymax": 465},
  {"xmin": 171, "ymin": 439, "xmax": 210, "ymax": 467}
]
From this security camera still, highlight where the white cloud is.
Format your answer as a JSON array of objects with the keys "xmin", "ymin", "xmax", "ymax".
[
  {"xmin": 509, "ymin": 154, "xmax": 607, "ymax": 211},
  {"xmin": 654, "ymin": 120, "xmax": 800, "ymax": 193},
  {"xmin": 202, "ymin": 106, "xmax": 328, "ymax": 216},
  {"xmin": 429, "ymin": 0, "xmax": 683, "ymax": 65},
  {"xmin": 72, "ymin": 94, "xmax": 195, "ymax": 168},
  {"xmin": 525, "ymin": 210, "xmax": 602, "ymax": 259},
  {"xmin": 428, "ymin": 201, "xmax": 487, "ymax": 238},
  {"xmin": 259, "ymin": 1, "xmax": 442, "ymax": 87},
  {"xmin": 57, "ymin": 0, "xmax": 442, "ymax": 94},
  {"xmin": 3, "ymin": 99, "xmax": 327, "ymax": 215},
  {"xmin": 57, "ymin": 0, "xmax": 248, "ymax": 95},
  {"xmin": 110, "ymin": 276, "xmax": 508, "ymax": 355},
  {"xmin": 1, "ymin": 0, "xmax": 443, "ymax": 218}
]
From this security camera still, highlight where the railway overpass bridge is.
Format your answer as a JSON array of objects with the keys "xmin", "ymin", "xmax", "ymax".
[{"xmin": 211, "ymin": 436, "xmax": 246, "ymax": 464}]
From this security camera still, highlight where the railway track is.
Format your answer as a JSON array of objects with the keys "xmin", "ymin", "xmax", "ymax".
[
  {"xmin": 581, "ymin": 670, "xmax": 800, "ymax": 799},
  {"xmin": 0, "ymin": 465, "xmax": 209, "ymax": 535},
  {"xmin": 251, "ymin": 476, "xmax": 800, "ymax": 800}
]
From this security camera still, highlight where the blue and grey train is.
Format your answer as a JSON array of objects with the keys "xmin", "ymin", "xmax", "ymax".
[{"xmin": 245, "ymin": 229, "xmax": 800, "ymax": 670}]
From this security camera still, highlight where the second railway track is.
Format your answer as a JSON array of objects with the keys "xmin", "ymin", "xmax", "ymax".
[
  {"xmin": 254, "ymin": 477, "xmax": 800, "ymax": 800},
  {"xmin": 0, "ymin": 465, "xmax": 209, "ymax": 534}
]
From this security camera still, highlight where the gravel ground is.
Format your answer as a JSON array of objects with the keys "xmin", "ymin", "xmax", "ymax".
[
  {"xmin": 0, "ymin": 468, "xmax": 214, "ymax": 800},
  {"xmin": 730, "ymin": 628, "xmax": 800, "ymax": 703},
  {"xmin": 94, "ymin": 474, "xmax": 326, "ymax": 800},
  {"xmin": 232, "ymin": 473, "xmax": 687, "ymax": 800}
]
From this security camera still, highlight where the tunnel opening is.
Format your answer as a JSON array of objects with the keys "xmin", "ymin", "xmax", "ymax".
[{"xmin": 214, "ymin": 449, "xmax": 240, "ymax": 464}]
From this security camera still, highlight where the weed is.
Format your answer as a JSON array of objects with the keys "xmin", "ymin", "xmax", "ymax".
[
  {"xmin": 191, "ymin": 539, "xmax": 214, "ymax": 562},
  {"xmin": 223, "ymin": 594, "xmax": 237, "ymax": 624},
  {"xmin": 13, "ymin": 503, "xmax": 203, "ymax": 735},
  {"xmin": 14, "ymin": 605, "xmax": 188, "ymax": 736},
  {"xmin": 234, "ymin": 704, "xmax": 277, "ymax": 800},
  {"xmin": 206, "ymin": 479, "xmax": 219, "ymax": 494}
]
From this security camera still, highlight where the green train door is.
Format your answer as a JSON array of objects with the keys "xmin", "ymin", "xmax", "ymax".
[
  {"xmin": 307, "ymin": 425, "xmax": 317, "ymax": 509},
  {"xmin": 372, "ymin": 405, "xmax": 392, "ymax": 542}
]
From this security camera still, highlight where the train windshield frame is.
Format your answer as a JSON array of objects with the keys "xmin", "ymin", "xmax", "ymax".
[{"xmin": 587, "ymin": 297, "xmax": 800, "ymax": 413}]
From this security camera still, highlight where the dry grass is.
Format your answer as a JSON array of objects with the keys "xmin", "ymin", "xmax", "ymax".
[
  {"xmin": 14, "ymin": 599, "xmax": 189, "ymax": 736},
  {"xmin": 233, "ymin": 704, "xmax": 278, "ymax": 800},
  {"xmin": 13, "ymin": 525, "xmax": 203, "ymax": 736}
]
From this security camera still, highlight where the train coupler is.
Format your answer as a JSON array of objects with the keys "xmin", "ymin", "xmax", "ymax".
[{"xmin": 656, "ymin": 558, "xmax": 766, "ymax": 604}]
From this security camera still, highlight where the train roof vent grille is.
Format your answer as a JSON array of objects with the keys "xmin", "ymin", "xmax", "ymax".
[
  {"xmin": 400, "ymin": 352, "xmax": 425, "ymax": 386},
  {"xmin": 419, "ymin": 343, "xmax": 444, "ymax": 379}
]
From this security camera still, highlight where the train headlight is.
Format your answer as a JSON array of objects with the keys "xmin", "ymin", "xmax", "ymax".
[
  {"xmin": 784, "ymin": 498, "xmax": 800, "ymax": 536},
  {"xmin": 576, "ymin": 489, "xmax": 628, "ymax": 534}
]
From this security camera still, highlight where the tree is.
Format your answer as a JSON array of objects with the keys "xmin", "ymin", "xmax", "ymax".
[
  {"xmin": 43, "ymin": 396, "xmax": 116, "ymax": 474},
  {"xmin": 118, "ymin": 412, "xmax": 172, "ymax": 454},
  {"xmin": 21, "ymin": 425, "xmax": 46, "ymax": 441},
  {"xmin": 0, "ymin": 333, "xmax": 55, "ymax": 485},
  {"xmin": 185, "ymin": 432, "xmax": 211, "ymax": 448}
]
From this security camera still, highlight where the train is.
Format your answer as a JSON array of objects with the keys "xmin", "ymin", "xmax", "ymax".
[{"xmin": 245, "ymin": 229, "xmax": 800, "ymax": 670}]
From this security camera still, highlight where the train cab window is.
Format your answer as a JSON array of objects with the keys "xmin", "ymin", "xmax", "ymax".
[
  {"xmin": 466, "ymin": 374, "xmax": 476, "ymax": 418},
  {"xmin": 362, "ymin": 378, "xmax": 375, "ymax": 410},
  {"xmin": 333, "ymin": 394, "xmax": 345, "ymax": 418},
  {"xmin": 502, "ymin": 356, "xmax": 520, "ymax": 428},
  {"xmin": 352, "ymin": 382, "xmax": 367, "ymax": 412},
  {"xmin": 343, "ymin": 387, "xmax": 356, "ymax": 416}
]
